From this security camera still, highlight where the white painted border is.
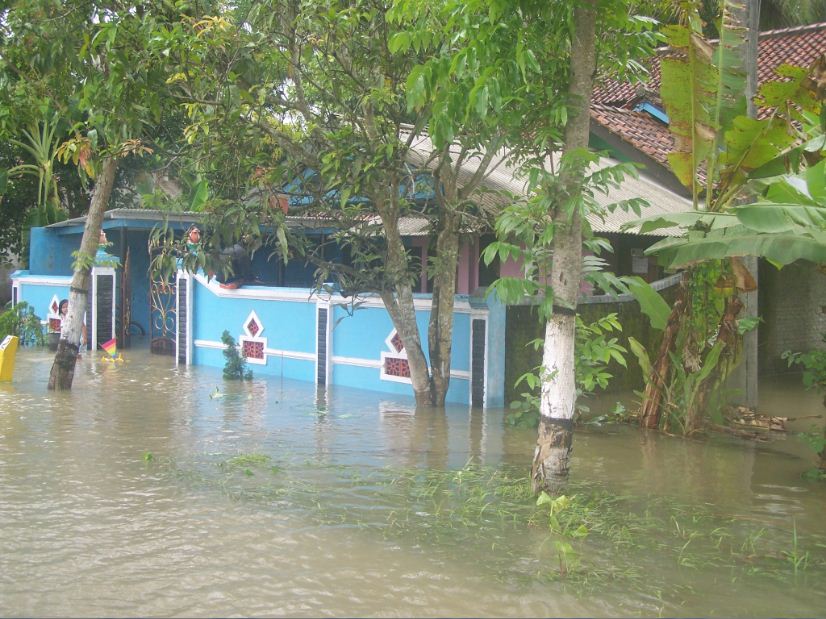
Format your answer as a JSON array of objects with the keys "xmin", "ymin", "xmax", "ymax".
[
  {"xmin": 91, "ymin": 266, "xmax": 116, "ymax": 353},
  {"xmin": 242, "ymin": 310, "xmax": 265, "ymax": 337},
  {"xmin": 176, "ymin": 270, "xmax": 193, "ymax": 367},
  {"xmin": 10, "ymin": 274, "xmax": 73, "ymax": 286},
  {"xmin": 91, "ymin": 269, "xmax": 98, "ymax": 352},
  {"xmin": 331, "ymin": 355, "xmax": 382, "ymax": 368},
  {"xmin": 175, "ymin": 272, "xmax": 181, "ymax": 367},
  {"xmin": 331, "ymin": 354, "xmax": 469, "ymax": 379},
  {"xmin": 315, "ymin": 302, "xmax": 331, "ymax": 385},
  {"xmin": 48, "ymin": 294, "xmax": 60, "ymax": 320},
  {"xmin": 186, "ymin": 272, "xmax": 193, "ymax": 365},
  {"xmin": 193, "ymin": 338, "xmax": 315, "ymax": 361},
  {"xmin": 469, "ymin": 309, "xmax": 489, "ymax": 407},
  {"xmin": 192, "ymin": 272, "xmax": 474, "ymax": 313},
  {"xmin": 379, "ymin": 350, "xmax": 414, "ymax": 384}
]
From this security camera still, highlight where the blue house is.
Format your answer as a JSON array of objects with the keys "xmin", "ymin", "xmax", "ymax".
[
  {"xmin": 11, "ymin": 127, "xmax": 695, "ymax": 405},
  {"xmin": 11, "ymin": 208, "xmax": 507, "ymax": 406}
]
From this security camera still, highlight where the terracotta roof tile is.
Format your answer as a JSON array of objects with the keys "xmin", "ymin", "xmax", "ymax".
[
  {"xmin": 590, "ymin": 104, "xmax": 673, "ymax": 168},
  {"xmin": 595, "ymin": 22, "xmax": 826, "ymax": 107},
  {"xmin": 591, "ymin": 22, "xmax": 826, "ymax": 175}
]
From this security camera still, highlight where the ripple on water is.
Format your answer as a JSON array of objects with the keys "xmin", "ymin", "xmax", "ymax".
[{"xmin": 0, "ymin": 348, "xmax": 825, "ymax": 617}]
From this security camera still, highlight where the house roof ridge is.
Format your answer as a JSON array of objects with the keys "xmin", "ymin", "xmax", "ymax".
[
  {"xmin": 757, "ymin": 21, "xmax": 826, "ymax": 38},
  {"xmin": 648, "ymin": 20, "xmax": 826, "ymax": 51}
]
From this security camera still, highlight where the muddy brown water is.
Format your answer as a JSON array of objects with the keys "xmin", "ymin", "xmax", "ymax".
[{"xmin": 1, "ymin": 346, "xmax": 825, "ymax": 617}]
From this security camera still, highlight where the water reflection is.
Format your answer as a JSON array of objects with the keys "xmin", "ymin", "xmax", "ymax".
[{"xmin": 0, "ymin": 348, "xmax": 824, "ymax": 617}]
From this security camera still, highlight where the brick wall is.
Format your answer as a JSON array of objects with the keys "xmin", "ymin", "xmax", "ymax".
[{"xmin": 759, "ymin": 261, "xmax": 826, "ymax": 374}]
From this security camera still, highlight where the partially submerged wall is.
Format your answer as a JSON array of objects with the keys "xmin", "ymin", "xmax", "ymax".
[
  {"xmin": 504, "ymin": 280, "xmax": 681, "ymax": 404},
  {"xmin": 181, "ymin": 274, "xmax": 504, "ymax": 407},
  {"xmin": 759, "ymin": 261, "xmax": 826, "ymax": 374}
]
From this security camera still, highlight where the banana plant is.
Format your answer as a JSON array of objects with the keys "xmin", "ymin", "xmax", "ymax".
[
  {"xmin": 625, "ymin": 1, "xmax": 823, "ymax": 431},
  {"xmin": 631, "ymin": 102, "xmax": 825, "ymax": 268}
]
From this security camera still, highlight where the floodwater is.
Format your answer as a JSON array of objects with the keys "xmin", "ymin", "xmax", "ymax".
[{"xmin": 1, "ymin": 345, "xmax": 825, "ymax": 618}]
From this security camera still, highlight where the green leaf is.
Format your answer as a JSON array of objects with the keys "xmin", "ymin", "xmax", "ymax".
[
  {"xmin": 625, "ymin": 276, "xmax": 670, "ymax": 330},
  {"xmin": 649, "ymin": 227, "xmax": 826, "ymax": 268},
  {"xmin": 190, "ymin": 179, "xmax": 209, "ymax": 211},
  {"xmin": 766, "ymin": 177, "xmax": 818, "ymax": 206},
  {"xmin": 0, "ymin": 169, "xmax": 7, "ymax": 195},
  {"xmin": 627, "ymin": 337, "xmax": 652, "ymax": 378},
  {"xmin": 733, "ymin": 203, "xmax": 826, "ymax": 234},
  {"xmin": 276, "ymin": 226, "xmax": 289, "ymax": 264},
  {"xmin": 388, "ymin": 32, "xmax": 410, "ymax": 54},
  {"xmin": 696, "ymin": 340, "xmax": 725, "ymax": 385},
  {"xmin": 806, "ymin": 160, "xmax": 826, "ymax": 204},
  {"xmin": 722, "ymin": 116, "xmax": 796, "ymax": 174}
]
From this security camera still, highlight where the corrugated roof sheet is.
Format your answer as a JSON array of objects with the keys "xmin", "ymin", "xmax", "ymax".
[
  {"xmin": 406, "ymin": 133, "xmax": 690, "ymax": 236},
  {"xmin": 46, "ymin": 208, "xmax": 201, "ymax": 228}
]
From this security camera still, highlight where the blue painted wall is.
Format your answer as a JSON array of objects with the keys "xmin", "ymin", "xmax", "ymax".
[
  {"xmin": 191, "ymin": 281, "xmax": 318, "ymax": 382},
  {"xmin": 15, "ymin": 219, "xmax": 503, "ymax": 407},
  {"xmin": 483, "ymin": 296, "xmax": 506, "ymax": 408},
  {"xmin": 125, "ymin": 230, "xmax": 152, "ymax": 336},
  {"xmin": 186, "ymin": 278, "xmax": 482, "ymax": 404},
  {"xmin": 29, "ymin": 228, "xmax": 76, "ymax": 276},
  {"xmin": 13, "ymin": 274, "xmax": 71, "ymax": 321}
]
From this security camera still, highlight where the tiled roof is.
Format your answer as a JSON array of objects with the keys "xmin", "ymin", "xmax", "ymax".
[
  {"xmin": 591, "ymin": 22, "xmax": 826, "ymax": 179},
  {"xmin": 590, "ymin": 104, "xmax": 673, "ymax": 168},
  {"xmin": 593, "ymin": 22, "xmax": 826, "ymax": 109},
  {"xmin": 755, "ymin": 22, "xmax": 826, "ymax": 86}
]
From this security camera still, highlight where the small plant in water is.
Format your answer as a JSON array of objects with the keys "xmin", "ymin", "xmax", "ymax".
[
  {"xmin": 537, "ymin": 492, "xmax": 589, "ymax": 577},
  {"xmin": 785, "ymin": 520, "xmax": 810, "ymax": 576},
  {"xmin": 537, "ymin": 492, "xmax": 589, "ymax": 539},
  {"xmin": 221, "ymin": 330, "xmax": 252, "ymax": 380}
]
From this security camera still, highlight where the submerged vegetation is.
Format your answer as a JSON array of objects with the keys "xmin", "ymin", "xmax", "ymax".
[
  {"xmin": 147, "ymin": 451, "xmax": 826, "ymax": 606},
  {"xmin": 221, "ymin": 330, "xmax": 252, "ymax": 381},
  {"xmin": 507, "ymin": 313, "xmax": 628, "ymax": 428}
]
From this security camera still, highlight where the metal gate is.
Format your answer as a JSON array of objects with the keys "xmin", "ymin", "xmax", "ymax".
[{"xmin": 149, "ymin": 276, "xmax": 177, "ymax": 355}]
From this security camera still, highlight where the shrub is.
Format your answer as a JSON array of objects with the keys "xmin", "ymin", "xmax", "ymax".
[
  {"xmin": 0, "ymin": 302, "xmax": 45, "ymax": 346},
  {"xmin": 221, "ymin": 330, "xmax": 252, "ymax": 380}
]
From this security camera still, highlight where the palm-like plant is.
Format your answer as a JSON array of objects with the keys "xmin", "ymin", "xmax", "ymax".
[{"xmin": 7, "ymin": 115, "xmax": 67, "ymax": 227}]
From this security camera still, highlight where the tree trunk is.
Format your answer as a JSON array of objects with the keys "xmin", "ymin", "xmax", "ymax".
[
  {"xmin": 428, "ymin": 210, "xmax": 460, "ymax": 407},
  {"xmin": 640, "ymin": 273, "xmax": 690, "ymax": 429},
  {"xmin": 688, "ymin": 295, "xmax": 744, "ymax": 433},
  {"xmin": 531, "ymin": 0, "xmax": 596, "ymax": 495},
  {"xmin": 820, "ymin": 394, "xmax": 826, "ymax": 471},
  {"xmin": 378, "ymin": 201, "xmax": 432, "ymax": 406},
  {"xmin": 48, "ymin": 157, "xmax": 118, "ymax": 390}
]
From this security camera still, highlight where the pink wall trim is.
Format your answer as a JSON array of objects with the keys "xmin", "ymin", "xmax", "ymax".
[
  {"xmin": 499, "ymin": 258, "xmax": 523, "ymax": 279},
  {"xmin": 454, "ymin": 237, "xmax": 482, "ymax": 294},
  {"xmin": 411, "ymin": 237, "xmax": 428, "ymax": 293}
]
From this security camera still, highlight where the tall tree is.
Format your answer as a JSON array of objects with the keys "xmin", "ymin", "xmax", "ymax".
[
  {"xmin": 154, "ymin": 0, "xmax": 508, "ymax": 406},
  {"xmin": 402, "ymin": 0, "xmax": 658, "ymax": 490},
  {"xmin": 529, "ymin": 0, "xmax": 598, "ymax": 493},
  {"xmin": 0, "ymin": 0, "xmax": 178, "ymax": 389}
]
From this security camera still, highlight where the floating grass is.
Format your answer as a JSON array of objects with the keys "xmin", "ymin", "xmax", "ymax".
[{"xmin": 144, "ymin": 453, "xmax": 826, "ymax": 602}]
